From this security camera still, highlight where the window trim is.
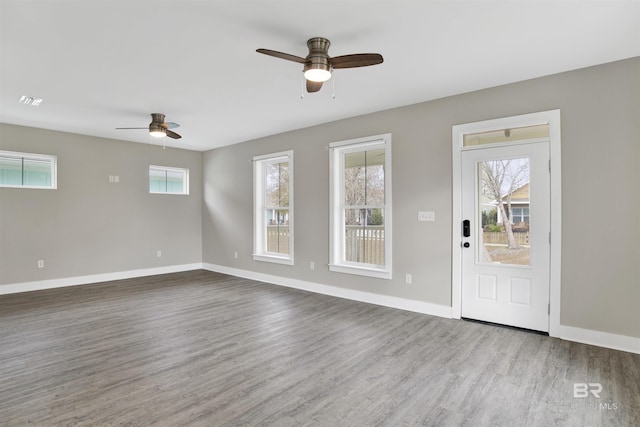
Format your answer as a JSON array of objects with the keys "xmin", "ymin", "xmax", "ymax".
[
  {"xmin": 149, "ymin": 165, "xmax": 189, "ymax": 195},
  {"xmin": 252, "ymin": 150, "xmax": 294, "ymax": 265},
  {"xmin": 329, "ymin": 134, "xmax": 392, "ymax": 279},
  {"xmin": 0, "ymin": 150, "xmax": 57, "ymax": 189}
]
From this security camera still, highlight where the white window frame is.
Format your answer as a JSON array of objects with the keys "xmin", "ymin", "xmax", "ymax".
[
  {"xmin": 329, "ymin": 134, "xmax": 392, "ymax": 279},
  {"xmin": 149, "ymin": 165, "xmax": 189, "ymax": 195},
  {"xmin": 253, "ymin": 150, "xmax": 294, "ymax": 265},
  {"xmin": 0, "ymin": 150, "xmax": 57, "ymax": 189}
]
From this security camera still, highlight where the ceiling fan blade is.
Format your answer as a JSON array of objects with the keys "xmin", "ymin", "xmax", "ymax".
[
  {"xmin": 257, "ymin": 48, "xmax": 306, "ymax": 64},
  {"xmin": 164, "ymin": 122, "xmax": 179, "ymax": 129},
  {"xmin": 166, "ymin": 130, "xmax": 182, "ymax": 139},
  {"xmin": 306, "ymin": 80, "xmax": 323, "ymax": 93},
  {"xmin": 331, "ymin": 53, "xmax": 384, "ymax": 69},
  {"xmin": 115, "ymin": 127, "xmax": 147, "ymax": 130}
]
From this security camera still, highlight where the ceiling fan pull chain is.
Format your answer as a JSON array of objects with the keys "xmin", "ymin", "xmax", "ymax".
[
  {"xmin": 332, "ymin": 72, "xmax": 336, "ymax": 99},
  {"xmin": 300, "ymin": 71, "xmax": 305, "ymax": 99}
]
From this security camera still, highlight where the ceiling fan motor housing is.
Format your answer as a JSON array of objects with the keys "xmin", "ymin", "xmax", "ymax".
[
  {"xmin": 149, "ymin": 113, "xmax": 167, "ymax": 137},
  {"xmin": 150, "ymin": 113, "xmax": 166, "ymax": 125},
  {"xmin": 304, "ymin": 37, "xmax": 332, "ymax": 81}
]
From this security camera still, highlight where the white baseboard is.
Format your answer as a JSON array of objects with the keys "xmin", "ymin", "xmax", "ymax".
[
  {"xmin": 557, "ymin": 324, "xmax": 640, "ymax": 355},
  {"xmin": 203, "ymin": 264, "xmax": 639, "ymax": 354},
  {"xmin": 0, "ymin": 263, "xmax": 203, "ymax": 295},
  {"xmin": 202, "ymin": 263, "xmax": 454, "ymax": 319}
]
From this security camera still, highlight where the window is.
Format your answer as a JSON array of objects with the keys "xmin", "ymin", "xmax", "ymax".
[
  {"xmin": 253, "ymin": 151, "xmax": 293, "ymax": 265},
  {"xmin": 510, "ymin": 207, "xmax": 530, "ymax": 224},
  {"xmin": 149, "ymin": 165, "xmax": 189, "ymax": 195},
  {"xmin": 329, "ymin": 134, "xmax": 392, "ymax": 279},
  {"xmin": 0, "ymin": 150, "xmax": 57, "ymax": 189},
  {"xmin": 463, "ymin": 124, "xmax": 549, "ymax": 147}
]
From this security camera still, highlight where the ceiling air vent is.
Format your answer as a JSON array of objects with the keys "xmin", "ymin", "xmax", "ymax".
[{"xmin": 19, "ymin": 95, "xmax": 43, "ymax": 106}]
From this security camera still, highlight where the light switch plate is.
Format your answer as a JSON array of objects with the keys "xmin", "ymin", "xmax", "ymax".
[{"xmin": 418, "ymin": 211, "xmax": 435, "ymax": 221}]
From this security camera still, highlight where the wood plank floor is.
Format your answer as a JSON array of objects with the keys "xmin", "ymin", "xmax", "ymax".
[{"xmin": 1, "ymin": 270, "xmax": 638, "ymax": 426}]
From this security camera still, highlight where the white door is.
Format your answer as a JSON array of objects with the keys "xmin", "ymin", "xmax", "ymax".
[{"xmin": 461, "ymin": 141, "xmax": 550, "ymax": 331}]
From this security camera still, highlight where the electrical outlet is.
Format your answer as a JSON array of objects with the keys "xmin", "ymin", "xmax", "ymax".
[
  {"xmin": 310, "ymin": 261, "xmax": 315, "ymax": 270},
  {"xmin": 37, "ymin": 260, "xmax": 44, "ymax": 269},
  {"xmin": 234, "ymin": 251, "xmax": 238, "ymax": 259},
  {"xmin": 405, "ymin": 273, "xmax": 412, "ymax": 284},
  {"xmin": 157, "ymin": 250, "xmax": 162, "ymax": 257}
]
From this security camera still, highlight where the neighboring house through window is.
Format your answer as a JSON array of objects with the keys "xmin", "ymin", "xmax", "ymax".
[
  {"xmin": 329, "ymin": 134, "xmax": 392, "ymax": 279},
  {"xmin": 253, "ymin": 151, "xmax": 293, "ymax": 265},
  {"xmin": 498, "ymin": 182, "xmax": 530, "ymax": 228}
]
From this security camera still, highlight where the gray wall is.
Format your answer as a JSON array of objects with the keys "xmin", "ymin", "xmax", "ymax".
[
  {"xmin": 0, "ymin": 125, "xmax": 203, "ymax": 284},
  {"xmin": 203, "ymin": 58, "xmax": 640, "ymax": 339}
]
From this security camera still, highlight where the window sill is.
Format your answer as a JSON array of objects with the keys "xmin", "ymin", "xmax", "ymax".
[
  {"xmin": 253, "ymin": 254, "xmax": 294, "ymax": 266},
  {"xmin": 0, "ymin": 185, "xmax": 56, "ymax": 190},
  {"xmin": 329, "ymin": 264, "xmax": 392, "ymax": 280},
  {"xmin": 149, "ymin": 192, "xmax": 189, "ymax": 196}
]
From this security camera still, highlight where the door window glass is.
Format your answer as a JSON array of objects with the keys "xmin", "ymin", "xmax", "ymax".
[{"xmin": 478, "ymin": 157, "xmax": 530, "ymax": 266}]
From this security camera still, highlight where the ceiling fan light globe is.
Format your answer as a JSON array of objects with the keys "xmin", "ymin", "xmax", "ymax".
[
  {"xmin": 304, "ymin": 68, "xmax": 332, "ymax": 83},
  {"xmin": 149, "ymin": 130, "xmax": 166, "ymax": 138}
]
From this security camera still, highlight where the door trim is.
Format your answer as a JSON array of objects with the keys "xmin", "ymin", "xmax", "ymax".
[{"xmin": 452, "ymin": 110, "xmax": 562, "ymax": 337}]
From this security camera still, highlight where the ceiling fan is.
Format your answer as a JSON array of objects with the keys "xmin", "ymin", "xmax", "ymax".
[
  {"xmin": 116, "ymin": 113, "xmax": 181, "ymax": 139},
  {"xmin": 257, "ymin": 37, "xmax": 383, "ymax": 93}
]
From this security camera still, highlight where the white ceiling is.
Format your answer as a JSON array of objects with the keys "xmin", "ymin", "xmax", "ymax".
[{"xmin": 1, "ymin": 0, "xmax": 639, "ymax": 152}]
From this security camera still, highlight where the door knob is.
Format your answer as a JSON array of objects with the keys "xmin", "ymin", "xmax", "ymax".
[{"xmin": 463, "ymin": 242, "xmax": 470, "ymax": 248}]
